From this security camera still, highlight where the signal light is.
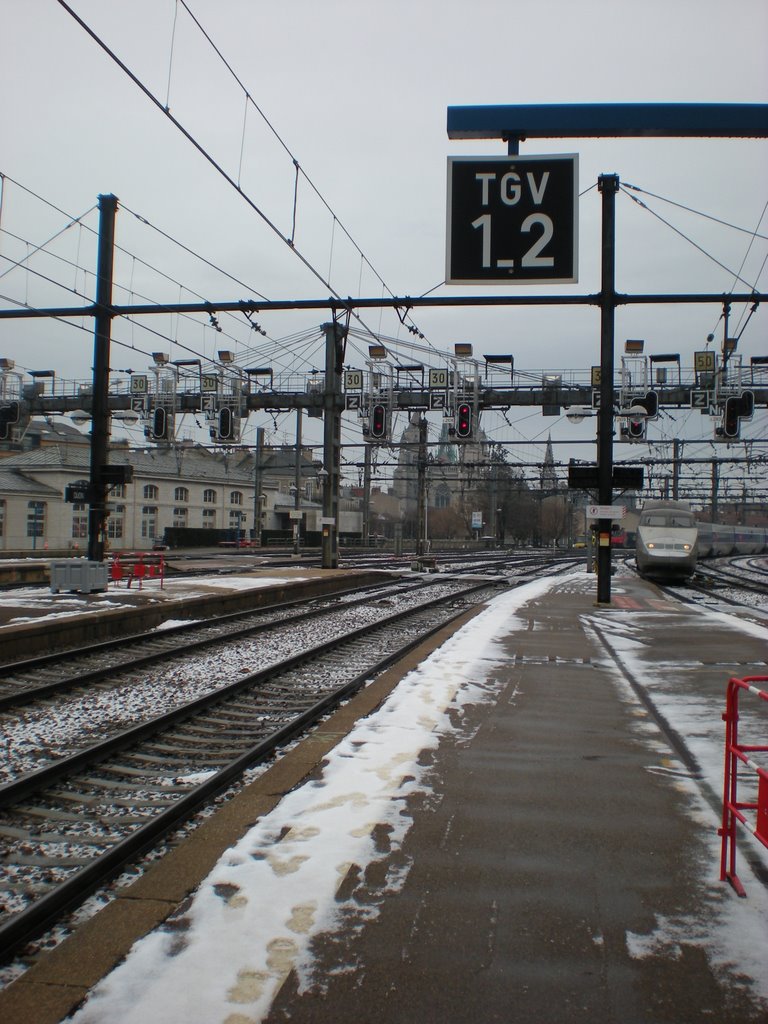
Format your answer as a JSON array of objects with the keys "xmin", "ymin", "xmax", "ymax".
[
  {"xmin": 739, "ymin": 390, "xmax": 754, "ymax": 419},
  {"xmin": 719, "ymin": 391, "xmax": 755, "ymax": 439},
  {"xmin": 624, "ymin": 417, "xmax": 646, "ymax": 441},
  {"xmin": 641, "ymin": 390, "xmax": 658, "ymax": 418},
  {"xmin": 149, "ymin": 406, "xmax": 167, "ymax": 441},
  {"xmin": 620, "ymin": 390, "xmax": 657, "ymax": 442},
  {"xmin": 456, "ymin": 402, "xmax": 472, "ymax": 438},
  {"xmin": 370, "ymin": 404, "xmax": 387, "ymax": 439},
  {"xmin": 0, "ymin": 400, "xmax": 20, "ymax": 440},
  {"xmin": 218, "ymin": 407, "xmax": 234, "ymax": 441},
  {"xmin": 722, "ymin": 396, "xmax": 741, "ymax": 438}
]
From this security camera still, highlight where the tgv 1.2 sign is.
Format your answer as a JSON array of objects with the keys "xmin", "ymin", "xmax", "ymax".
[{"xmin": 446, "ymin": 154, "xmax": 578, "ymax": 284}]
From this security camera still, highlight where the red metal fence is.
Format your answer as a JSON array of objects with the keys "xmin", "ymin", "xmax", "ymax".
[
  {"xmin": 720, "ymin": 675, "xmax": 768, "ymax": 896},
  {"xmin": 110, "ymin": 552, "xmax": 165, "ymax": 590}
]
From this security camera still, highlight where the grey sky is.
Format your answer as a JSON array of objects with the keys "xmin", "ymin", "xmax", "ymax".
[{"xmin": 1, "ymin": 0, "xmax": 766, "ymax": 473}]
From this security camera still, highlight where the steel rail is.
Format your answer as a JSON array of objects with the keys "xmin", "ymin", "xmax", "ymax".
[
  {"xmin": 0, "ymin": 579, "xmax": 502, "ymax": 962},
  {"xmin": 0, "ymin": 576, "xmax": 431, "ymax": 711},
  {"xmin": 0, "ymin": 579, "xmax": 498, "ymax": 809},
  {"xmin": 0, "ymin": 575, "xmax": 401, "ymax": 677}
]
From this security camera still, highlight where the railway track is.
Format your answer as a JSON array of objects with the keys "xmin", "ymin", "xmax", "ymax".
[
  {"xmin": 0, "ymin": 575, "xmax": 435, "ymax": 711},
  {"xmin": 0, "ymin": 574, "xmax": 514, "ymax": 965},
  {"xmin": 0, "ymin": 553, "xmax": 565, "ymax": 712},
  {"xmin": 693, "ymin": 558, "xmax": 768, "ymax": 597},
  {"xmin": 625, "ymin": 554, "xmax": 768, "ymax": 614}
]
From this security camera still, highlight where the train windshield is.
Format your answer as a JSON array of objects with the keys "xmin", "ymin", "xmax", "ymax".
[{"xmin": 640, "ymin": 511, "xmax": 695, "ymax": 528}]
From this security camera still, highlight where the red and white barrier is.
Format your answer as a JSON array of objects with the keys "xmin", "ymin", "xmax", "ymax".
[{"xmin": 719, "ymin": 675, "xmax": 768, "ymax": 896}]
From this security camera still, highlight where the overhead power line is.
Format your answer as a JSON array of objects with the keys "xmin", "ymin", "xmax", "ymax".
[
  {"xmin": 622, "ymin": 182, "xmax": 768, "ymax": 242},
  {"xmin": 620, "ymin": 186, "xmax": 764, "ymax": 292},
  {"xmin": 55, "ymin": 0, "xmax": 430, "ymax": 352}
]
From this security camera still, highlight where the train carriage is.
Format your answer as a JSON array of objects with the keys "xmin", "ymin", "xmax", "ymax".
[
  {"xmin": 635, "ymin": 502, "xmax": 768, "ymax": 580},
  {"xmin": 635, "ymin": 502, "xmax": 698, "ymax": 579}
]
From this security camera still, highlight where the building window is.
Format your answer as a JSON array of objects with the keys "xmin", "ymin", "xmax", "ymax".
[
  {"xmin": 141, "ymin": 505, "xmax": 158, "ymax": 540},
  {"xmin": 72, "ymin": 503, "xmax": 88, "ymax": 539},
  {"xmin": 202, "ymin": 508, "xmax": 217, "ymax": 529},
  {"xmin": 107, "ymin": 505, "xmax": 125, "ymax": 540},
  {"xmin": 112, "ymin": 484, "xmax": 127, "ymax": 499},
  {"xmin": 229, "ymin": 509, "xmax": 245, "ymax": 533},
  {"xmin": 27, "ymin": 501, "xmax": 46, "ymax": 538},
  {"xmin": 230, "ymin": 490, "xmax": 243, "ymax": 506},
  {"xmin": 0, "ymin": 498, "xmax": 4, "ymax": 537},
  {"xmin": 143, "ymin": 484, "xmax": 159, "ymax": 500},
  {"xmin": 174, "ymin": 486, "xmax": 189, "ymax": 502},
  {"xmin": 435, "ymin": 485, "xmax": 451, "ymax": 510},
  {"xmin": 203, "ymin": 488, "xmax": 217, "ymax": 504},
  {"xmin": 173, "ymin": 507, "xmax": 188, "ymax": 529}
]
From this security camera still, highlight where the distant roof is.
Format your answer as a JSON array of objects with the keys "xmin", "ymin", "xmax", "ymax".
[
  {"xmin": 0, "ymin": 442, "xmax": 322, "ymax": 485},
  {"xmin": 0, "ymin": 468, "xmax": 62, "ymax": 496},
  {"xmin": 0, "ymin": 446, "xmax": 90, "ymax": 471},
  {"xmin": 0, "ymin": 445, "xmax": 256, "ymax": 484}
]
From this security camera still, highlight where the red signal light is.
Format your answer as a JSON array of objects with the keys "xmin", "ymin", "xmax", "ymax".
[
  {"xmin": 626, "ymin": 417, "xmax": 645, "ymax": 440},
  {"xmin": 456, "ymin": 402, "xmax": 472, "ymax": 438},
  {"xmin": 370, "ymin": 404, "xmax": 387, "ymax": 438}
]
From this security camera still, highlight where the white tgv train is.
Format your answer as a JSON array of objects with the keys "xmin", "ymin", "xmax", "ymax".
[
  {"xmin": 635, "ymin": 502, "xmax": 768, "ymax": 580},
  {"xmin": 635, "ymin": 502, "xmax": 699, "ymax": 579}
]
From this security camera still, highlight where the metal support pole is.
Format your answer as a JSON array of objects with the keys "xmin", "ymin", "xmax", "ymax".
[
  {"xmin": 711, "ymin": 459, "xmax": 720, "ymax": 520},
  {"xmin": 672, "ymin": 438, "xmax": 681, "ymax": 501},
  {"xmin": 722, "ymin": 302, "xmax": 732, "ymax": 380},
  {"xmin": 252, "ymin": 426, "xmax": 264, "ymax": 544},
  {"xmin": 362, "ymin": 444, "xmax": 371, "ymax": 546},
  {"xmin": 596, "ymin": 174, "xmax": 619, "ymax": 605},
  {"xmin": 416, "ymin": 416, "xmax": 427, "ymax": 557},
  {"xmin": 87, "ymin": 193, "xmax": 118, "ymax": 562},
  {"xmin": 321, "ymin": 320, "xmax": 345, "ymax": 568},
  {"xmin": 293, "ymin": 408, "xmax": 302, "ymax": 556}
]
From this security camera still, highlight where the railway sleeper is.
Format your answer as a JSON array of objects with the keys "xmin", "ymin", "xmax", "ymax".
[
  {"xmin": 11, "ymin": 853, "xmax": 95, "ymax": 868},
  {"xmin": 0, "ymin": 825, "xmax": 121, "ymax": 846},
  {"xmin": 152, "ymin": 726, "xmax": 257, "ymax": 742},
  {"xmin": 78, "ymin": 775, "xmax": 197, "ymax": 792},
  {"xmin": 135, "ymin": 742, "xmax": 247, "ymax": 759},
  {"xmin": 2, "ymin": 805, "xmax": 109, "ymax": 824}
]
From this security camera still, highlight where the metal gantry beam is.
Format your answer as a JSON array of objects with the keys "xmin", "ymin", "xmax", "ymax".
[
  {"xmin": 446, "ymin": 102, "xmax": 768, "ymax": 140},
  {"xmin": 20, "ymin": 382, "xmax": 768, "ymax": 420},
  {"xmin": 1, "ymin": 291, "xmax": 766, "ymax": 320}
]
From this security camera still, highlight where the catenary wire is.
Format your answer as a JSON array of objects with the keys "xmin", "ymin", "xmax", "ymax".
[
  {"xmin": 619, "ymin": 186, "xmax": 762, "ymax": 292},
  {"xmin": 54, "ymin": 0, "xmax": 425, "ymax": 354}
]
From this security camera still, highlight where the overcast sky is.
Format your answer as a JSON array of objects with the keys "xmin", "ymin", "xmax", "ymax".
[{"xmin": 1, "ymin": 0, "xmax": 766, "ymax": 481}]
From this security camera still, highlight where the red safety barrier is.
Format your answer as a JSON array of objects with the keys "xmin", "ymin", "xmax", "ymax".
[
  {"xmin": 719, "ymin": 675, "xmax": 768, "ymax": 896},
  {"xmin": 109, "ymin": 552, "xmax": 165, "ymax": 590}
]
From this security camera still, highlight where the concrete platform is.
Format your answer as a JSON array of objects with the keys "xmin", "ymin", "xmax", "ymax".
[
  {"xmin": 262, "ymin": 575, "xmax": 768, "ymax": 1024},
  {"xmin": 0, "ymin": 566, "xmax": 391, "ymax": 662},
  {"xmin": 2, "ymin": 572, "xmax": 767, "ymax": 1023}
]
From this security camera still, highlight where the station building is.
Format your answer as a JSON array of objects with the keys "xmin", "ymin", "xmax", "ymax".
[{"xmin": 0, "ymin": 421, "xmax": 363, "ymax": 554}]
